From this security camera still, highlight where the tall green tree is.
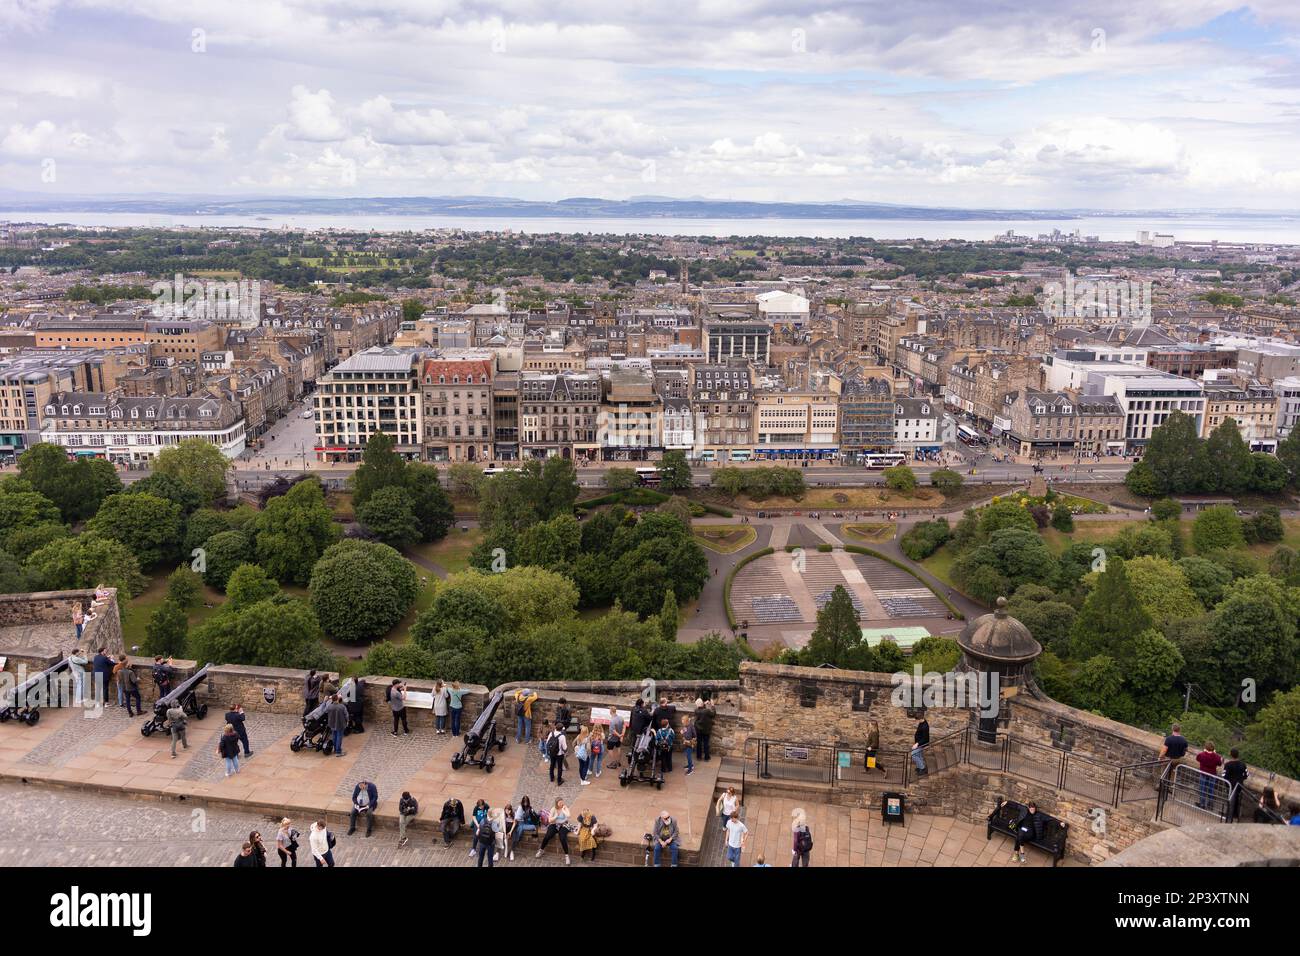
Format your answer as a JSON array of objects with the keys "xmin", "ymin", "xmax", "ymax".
[
  {"xmin": 253, "ymin": 479, "xmax": 339, "ymax": 585},
  {"xmin": 86, "ymin": 492, "xmax": 185, "ymax": 568},
  {"xmin": 351, "ymin": 430, "xmax": 406, "ymax": 507},
  {"xmin": 1141, "ymin": 410, "xmax": 1206, "ymax": 495},
  {"xmin": 658, "ymin": 450, "xmax": 692, "ymax": 492},
  {"xmin": 404, "ymin": 463, "xmax": 454, "ymax": 542},
  {"xmin": 659, "ymin": 587, "xmax": 679, "ymax": 642},
  {"xmin": 805, "ymin": 585, "xmax": 861, "ymax": 668},
  {"xmin": 1070, "ymin": 557, "xmax": 1152, "ymax": 663},
  {"xmin": 1204, "ymin": 418, "xmax": 1253, "ymax": 495},
  {"xmin": 145, "ymin": 599, "xmax": 189, "ymax": 657},
  {"xmin": 17, "ymin": 444, "xmax": 122, "ymax": 521},
  {"xmin": 357, "ymin": 485, "xmax": 421, "ymax": 546},
  {"xmin": 1277, "ymin": 426, "xmax": 1300, "ymax": 488}
]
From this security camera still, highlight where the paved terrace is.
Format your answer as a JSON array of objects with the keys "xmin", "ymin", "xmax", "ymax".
[{"xmin": 0, "ymin": 701, "xmax": 1072, "ymax": 867}]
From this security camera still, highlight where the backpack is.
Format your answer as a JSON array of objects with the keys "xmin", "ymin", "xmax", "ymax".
[
  {"xmin": 795, "ymin": 826, "xmax": 813, "ymax": 854},
  {"xmin": 326, "ymin": 830, "xmax": 337, "ymax": 850},
  {"xmin": 546, "ymin": 733, "xmax": 561, "ymax": 758},
  {"xmin": 152, "ymin": 664, "xmax": 169, "ymax": 686}
]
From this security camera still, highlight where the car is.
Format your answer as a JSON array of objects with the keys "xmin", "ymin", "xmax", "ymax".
[{"xmin": 301, "ymin": 410, "xmax": 313, "ymax": 419}]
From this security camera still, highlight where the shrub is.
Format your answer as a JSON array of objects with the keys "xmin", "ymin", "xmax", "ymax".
[{"xmin": 900, "ymin": 518, "xmax": 950, "ymax": 561}]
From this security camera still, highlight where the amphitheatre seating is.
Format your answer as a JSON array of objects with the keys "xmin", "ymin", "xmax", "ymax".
[
  {"xmin": 815, "ymin": 588, "xmax": 864, "ymax": 616},
  {"xmin": 751, "ymin": 595, "xmax": 800, "ymax": 623}
]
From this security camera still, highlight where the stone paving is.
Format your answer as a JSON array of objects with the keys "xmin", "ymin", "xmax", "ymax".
[
  {"xmin": 180, "ymin": 713, "xmax": 305, "ymax": 782},
  {"xmin": 330, "ymin": 725, "xmax": 453, "ymax": 798}
]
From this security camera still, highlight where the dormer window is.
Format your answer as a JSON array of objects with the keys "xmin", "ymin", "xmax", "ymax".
[
  {"xmin": 111, "ymin": 408, "xmax": 122, "ymax": 419},
  {"xmin": 61, "ymin": 404, "xmax": 69, "ymax": 415},
  {"xmin": 73, "ymin": 404, "xmax": 82, "ymax": 415},
  {"xmin": 131, "ymin": 408, "xmax": 139, "ymax": 419}
]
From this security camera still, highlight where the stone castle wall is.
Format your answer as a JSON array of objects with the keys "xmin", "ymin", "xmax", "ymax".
[{"xmin": 0, "ymin": 589, "xmax": 123, "ymax": 658}]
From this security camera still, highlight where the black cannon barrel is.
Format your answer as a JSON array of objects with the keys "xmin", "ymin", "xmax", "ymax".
[
  {"xmin": 465, "ymin": 690, "xmax": 503, "ymax": 742},
  {"xmin": 3, "ymin": 657, "xmax": 71, "ymax": 709},
  {"xmin": 152, "ymin": 664, "xmax": 210, "ymax": 715}
]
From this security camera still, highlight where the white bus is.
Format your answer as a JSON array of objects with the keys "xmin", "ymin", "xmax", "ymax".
[
  {"xmin": 957, "ymin": 425, "xmax": 982, "ymax": 446},
  {"xmin": 635, "ymin": 466, "xmax": 662, "ymax": 486},
  {"xmin": 864, "ymin": 453, "xmax": 907, "ymax": 470}
]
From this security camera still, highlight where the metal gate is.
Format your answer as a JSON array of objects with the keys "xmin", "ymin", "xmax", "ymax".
[{"xmin": 1159, "ymin": 763, "xmax": 1232, "ymax": 825}]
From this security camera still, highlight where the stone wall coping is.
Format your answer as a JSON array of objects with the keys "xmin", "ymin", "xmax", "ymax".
[
  {"xmin": 361, "ymin": 676, "xmax": 488, "ymax": 694},
  {"xmin": 210, "ymin": 663, "xmax": 327, "ymax": 679},
  {"xmin": 0, "ymin": 648, "xmax": 61, "ymax": 666},
  {"xmin": 1105, "ymin": 823, "xmax": 1300, "ymax": 867},
  {"xmin": 0, "ymin": 589, "xmax": 97, "ymax": 603}
]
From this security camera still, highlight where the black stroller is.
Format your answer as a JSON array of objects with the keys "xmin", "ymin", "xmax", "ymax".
[
  {"xmin": 290, "ymin": 700, "xmax": 335, "ymax": 754},
  {"xmin": 619, "ymin": 728, "xmax": 664, "ymax": 789}
]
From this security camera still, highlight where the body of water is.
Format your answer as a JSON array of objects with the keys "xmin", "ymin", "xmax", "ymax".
[{"xmin": 3, "ymin": 211, "xmax": 1299, "ymax": 244}]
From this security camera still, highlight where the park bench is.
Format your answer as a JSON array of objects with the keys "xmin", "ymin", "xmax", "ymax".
[{"xmin": 986, "ymin": 797, "xmax": 1068, "ymax": 866}]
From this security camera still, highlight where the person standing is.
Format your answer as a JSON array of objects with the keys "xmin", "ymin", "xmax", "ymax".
[
  {"xmin": 574, "ymin": 726, "xmax": 592, "ymax": 785},
  {"xmin": 651, "ymin": 811, "xmax": 679, "ymax": 867},
  {"xmin": 556, "ymin": 697, "xmax": 572, "ymax": 735},
  {"xmin": 1159, "ymin": 723, "xmax": 1189, "ymax": 780},
  {"xmin": 225, "ymin": 702, "xmax": 253, "ymax": 758},
  {"xmin": 166, "ymin": 701, "xmax": 188, "ymax": 758},
  {"xmin": 514, "ymin": 687, "xmax": 538, "ymax": 743},
  {"xmin": 607, "ymin": 708, "xmax": 625, "ymax": 762},
  {"xmin": 432, "ymin": 680, "xmax": 450, "ymax": 734},
  {"xmin": 67, "ymin": 649, "xmax": 87, "ymax": 705},
  {"xmin": 118, "ymin": 658, "xmax": 142, "ymax": 718},
  {"xmin": 309, "ymin": 820, "xmax": 334, "ymax": 867},
  {"xmin": 591, "ymin": 725, "xmax": 606, "ymax": 778},
  {"xmin": 716, "ymin": 786, "xmax": 740, "ymax": 831},
  {"xmin": 1195, "ymin": 740, "xmax": 1223, "ymax": 810},
  {"xmin": 303, "ymin": 669, "xmax": 323, "ymax": 717},
  {"xmin": 349, "ymin": 780, "xmax": 378, "ymax": 837},
  {"xmin": 546, "ymin": 722, "xmax": 568, "ymax": 785},
  {"xmin": 111, "ymin": 655, "xmax": 126, "ymax": 708},
  {"xmin": 478, "ymin": 807, "xmax": 505, "ymax": 867},
  {"xmin": 655, "ymin": 718, "xmax": 675, "ymax": 773},
  {"xmin": 275, "ymin": 818, "xmax": 299, "ymax": 867},
  {"xmin": 535, "ymin": 798, "xmax": 572, "ymax": 865},
  {"xmin": 91, "ymin": 647, "xmax": 114, "ymax": 705},
  {"xmin": 249, "ymin": 831, "xmax": 268, "ymax": 867},
  {"xmin": 448, "ymin": 681, "xmax": 466, "ymax": 737},
  {"xmin": 388, "ymin": 679, "xmax": 409, "ymax": 737},
  {"xmin": 791, "ymin": 808, "xmax": 813, "ymax": 867},
  {"xmin": 912, "ymin": 717, "xmax": 930, "ymax": 776},
  {"xmin": 725, "ymin": 810, "xmax": 748, "ymax": 867},
  {"xmin": 681, "ymin": 715, "xmax": 697, "ymax": 776},
  {"xmin": 326, "ymin": 694, "xmax": 349, "ymax": 756},
  {"xmin": 151, "ymin": 656, "xmax": 175, "ymax": 699},
  {"xmin": 232, "ymin": 842, "xmax": 257, "ymax": 867},
  {"xmin": 217, "ymin": 724, "xmax": 241, "ymax": 777},
  {"xmin": 1223, "ymin": 748, "xmax": 1248, "ymax": 821},
  {"xmin": 694, "ymin": 698, "xmax": 715, "ymax": 762},
  {"xmin": 398, "ymin": 791, "xmax": 419, "ymax": 848}
]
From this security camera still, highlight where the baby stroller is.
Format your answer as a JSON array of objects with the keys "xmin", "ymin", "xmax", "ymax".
[
  {"xmin": 619, "ymin": 728, "xmax": 664, "ymax": 790},
  {"xmin": 290, "ymin": 700, "xmax": 334, "ymax": 754}
]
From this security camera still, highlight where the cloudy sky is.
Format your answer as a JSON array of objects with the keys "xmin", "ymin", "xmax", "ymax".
[{"xmin": 2, "ymin": 0, "xmax": 1300, "ymax": 208}]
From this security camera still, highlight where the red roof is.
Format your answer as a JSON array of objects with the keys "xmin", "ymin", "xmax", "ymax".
[{"xmin": 421, "ymin": 358, "xmax": 492, "ymax": 384}]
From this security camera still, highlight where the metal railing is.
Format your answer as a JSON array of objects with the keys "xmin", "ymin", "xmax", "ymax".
[{"xmin": 1158, "ymin": 763, "xmax": 1233, "ymax": 825}]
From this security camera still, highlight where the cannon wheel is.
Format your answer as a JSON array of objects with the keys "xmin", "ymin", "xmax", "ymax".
[
  {"xmin": 24, "ymin": 710, "xmax": 39, "ymax": 726},
  {"xmin": 197, "ymin": 704, "xmax": 209, "ymax": 719},
  {"xmin": 141, "ymin": 722, "xmax": 154, "ymax": 737},
  {"xmin": 322, "ymin": 739, "xmax": 334, "ymax": 755},
  {"xmin": 498, "ymin": 736, "xmax": 507, "ymax": 752},
  {"xmin": 451, "ymin": 753, "xmax": 464, "ymax": 770},
  {"xmin": 290, "ymin": 737, "xmax": 303, "ymax": 752},
  {"xmin": 484, "ymin": 755, "xmax": 494, "ymax": 773},
  {"xmin": 620, "ymin": 773, "xmax": 630, "ymax": 787},
  {"xmin": 0, "ymin": 711, "xmax": 9, "ymax": 723}
]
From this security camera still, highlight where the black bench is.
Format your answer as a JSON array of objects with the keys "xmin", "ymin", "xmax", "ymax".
[{"xmin": 986, "ymin": 798, "xmax": 1068, "ymax": 866}]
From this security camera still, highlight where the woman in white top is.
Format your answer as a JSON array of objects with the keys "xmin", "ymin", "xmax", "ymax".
[
  {"xmin": 308, "ymin": 820, "xmax": 333, "ymax": 868},
  {"xmin": 432, "ymin": 680, "xmax": 450, "ymax": 734},
  {"xmin": 536, "ymin": 798, "xmax": 572, "ymax": 864},
  {"xmin": 716, "ymin": 786, "xmax": 741, "ymax": 831}
]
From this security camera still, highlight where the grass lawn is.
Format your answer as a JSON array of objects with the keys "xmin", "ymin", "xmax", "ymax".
[
  {"xmin": 410, "ymin": 527, "xmax": 483, "ymax": 574},
  {"xmin": 843, "ymin": 522, "xmax": 895, "ymax": 543},
  {"xmin": 693, "ymin": 524, "xmax": 757, "ymax": 554},
  {"xmin": 120, "ymin": 573, "xmax": 227, "ymax": 649},
  {"xmin": 920, "ymin": 546, "xmax": 958, "ymax": 587},
  {"xmin": 731, "ymin": 487, "xmax": 946, "ymax": 511}
]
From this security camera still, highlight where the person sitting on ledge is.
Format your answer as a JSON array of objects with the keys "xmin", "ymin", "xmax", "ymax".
[{"xmin": 92, "ymin": 584, "xmax": 112, "ymax": 606}]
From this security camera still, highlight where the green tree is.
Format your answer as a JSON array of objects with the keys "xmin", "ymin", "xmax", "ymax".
[
  {"xmin": 658, "ymin": 450, "xmax": 692, "ymax": 492},
  {"xmin": 883, "ymin": 465, "xmax": 917, "ymax": 493},
  {"xmin": 0, "ymin": 549, "xmax": 34, "ymax": 593},
  {"xmin": 1072, "ymin": 655, "xmax": 1127, "ymax": 714},
  {"xmin": 447, "ymin": 461, "xmax": 485, "ymax": 499},
  {"xmin": 225, "ymin": 563, "xmax": 280, "ymax": 611},
  {"xmin": 1277, "ymin": 427, "xmax": 1300, "ymax": 488},
  {"xmin": 404, "ymin": 463, "xmax": 454, "ymax": 542},
  {"xmin": 189, "ymin": 596, "xmax": 333, "ymax": 669},
  {"xmin": 659, "ymin": 587, "xmax": 679, "ymax": 642},
  {"xmin": 144, "ymin": 599, "xmax": 189, "ymax": 657},
  {"xmin": 804, "ymin": 585, "xmax": 861, "ymax": 667},
  {"xmin": 165, "ymin": 566, "xmax": 202, "ymax": 610},
  {"xmin": 357, "ymin": 485, "xmax": 421, "ymax": 546},
  {"xmin": 1191, "ymin": 505, "xmax": 1244, "ymax": 553},
  {"xmin": 126, "ymin": 472, "xmax": 203, "ymax": 515},
  {"xmin": 1124, "ymin": 555, "xmax": 1203, "ymax": 622},
  {"xmin": 1204, "ymin": 419, "xmax": 1254, "ymax": 495},
  {"xmin": 929, "ymin": 468, "xmax": 963, "ymax": 496},
  {"xmin": 1070, "ymin": 557, "xmax": 1152, "ymax": 663},
  {"xmin": 1252, "ymin": 687, "xmax": 1300, "ymax": 778},
  {"xmin": 153, "ymin": 439, "xmax": 231, "ymax": 506},
  {"xmin": 254, "ymin": 479, "xmax": 339, "ymax": 585},
  {"xmin": 0, "ymin": 488, "xmax": 61, "ymax": 542},
  {"xmin": 184, "ymin": 508, "xmax": 231, "ymax": 555},
  {"xmin": 1128, "ymin": 627, "xmax": 1185, "ymax": 698},
  {"xmin": 710, "ymin": 467, "xmax": 745, "ymax": 500},
  {"xmin": 200, "ymin": 530, "xmax": 253, "ymax": 591},
  {"xmin": 1244, "ymin": 506, "xmax": 1284, "ymax": 545},
  {"xmin": 1123, "ymin": 460, "xmax": 1159, "ymax": 497},
  {"xmin": 1177, "ymin": 556, "xmax": 1233, "ymax": 609},
  {"xmin": 4, "ymin": 521, "xmax": 69, "ymax": 557},
  {"xmin": 25, "ymin": 533, "xmax": 146, "ymax": 597},
  {"xmin": 1250, "ymin": 453, "xmax": 1289, "ymax": 494},
  {"xmin": 309, "ymin": 540, "xmax": 418, "ymax": 643},
  {"xmin": 1142, "ymin": 410, "xmax": 1206, "ymax": 495},
  {"xmin": 351, "ymin": 430, "xmax": 406, "ymax": 507},
  {"xmin": 1050, "ymin": 502, "xmax": 1074, "ymax": 533},
  {"xmin": 604, "ymin": 467, "xmax": 639, "ymax": 491},
  {"xmin": 87, "ymin": 492, "xmax": 184, "ymax": 567},
  {"xmin": 411, "ymin": 585, "xmax": 506, "ymax": 650},
  {"xmin": 18, "ymin": 444, "xmax": 121, "ymax": 521},
  {"xmin": 1151, "ymin": 498, "xmax": 1182, "ymax": 522}
]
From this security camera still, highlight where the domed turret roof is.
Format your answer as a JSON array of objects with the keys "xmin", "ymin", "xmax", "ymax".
[{"xmin": 957, "ymin": 597, "xmax": 1042, "ymax": 664}]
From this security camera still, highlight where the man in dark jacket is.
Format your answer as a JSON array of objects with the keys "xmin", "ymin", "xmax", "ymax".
[
  {"xmin": 1223, "ymin": 748, "xmax": 1249, "ymax": 821},
  {"xmin": 225, "ymin": 703, "xmax": 252, "ymax": 758},
  {"xmin": 630, "ymin": 698, "xmax": 652, "ymax": 741},
  {"xmin": 693, "ymin": 700, "xmax": 715, "ymax": 762},
  {"xmin": 91, "ymin": 648, "xmax": 114, "ymax": 705},
  {"xmin": 652, "ymin": 697, "xmax": 676, "ymax": 733},
  {"xmin": 911, "ymin": 718, "xmax": 930, "ymax": 775},
  {"xmin": 303, "ymin": 670, "xmax": 323, "ymax": 717},
  {"xmin": 1011, "ymin": 802, "xmax": 1045, "ymax": 863},
  {"xmin": 349, "ymin": 780, "xmax": 379, "ymax": 837},
  {"xmin": 439, "ymin": 798, "xmax": 465, "ymax": 846},
  {"xmin": 325, "ymin": 694, "xmax": 350, "ymax": 756}
]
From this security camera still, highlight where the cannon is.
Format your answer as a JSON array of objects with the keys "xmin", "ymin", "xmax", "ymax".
[
  {"xmin": 619, "ymin": 728, "xmax": 664, "ymax": 789},
  {"xmin": 0, "ymin": 657, "xmax": 71, "ymax": 726},
  {"xmin": 141, "ymin": 664, "xmax": 209, "ymax": 737},
  {"xmin": 451, "ymin": 690, "xmax": 507, "ymax": 772},
  {"xmin": 290, "ymin": 699, "xmax": 335, "ymax": 754}
]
